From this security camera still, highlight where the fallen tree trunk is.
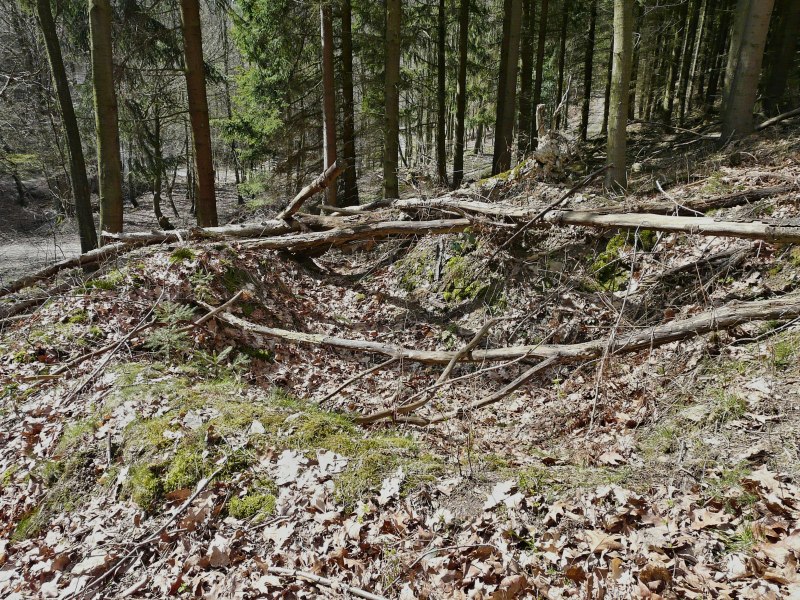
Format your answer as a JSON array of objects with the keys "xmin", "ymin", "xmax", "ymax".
[
  {"xmin": 394, "ymin": 198, "xmax": 800, "ymax": 243},
  {"xmin": 205, "ymin": 293, "xmax": 800, "ymax": 423},
  {"xmin": 0, "ymin": 242, "xmax": 129, "ymax": 298},
  {"xmin": 104, "ymin": 220, "xmax": 297, "ymax": 244},
  {"xmin": 619, "ymin": 185, "xmax": 795, "ymax": 215},
  {"xmin": 241, "ymin": 218, "xmax": 471, "ymax": 251},
  {"xmin": 756, "ymin": 106, "xmax": 800, "ymax": 131},
  {"xmin": 207, "ymin": 293, "xmax": 800, "ymax": 366},
  {"xmin": 277, "ymin": 161, "xmax": 345, "ymax": 221}
]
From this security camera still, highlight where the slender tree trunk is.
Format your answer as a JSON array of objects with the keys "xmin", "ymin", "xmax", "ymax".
[
  {"xmin": 517, "ymin": 0, "xmax": 535, "ymax": 155},
  {"xmin": 474, "ymin": 122, "xmax": 484, "ymax": 154},
  {"xmin": 320, "ymin": 2, "xmax": 337, "ymax": 206},
  {"xmin": 89, "ymin": 0, "xmax": 123, "ymax": 236},
  {"xmin": 340, "ymin": 0, "xmax": 359, "ymax": 205},
  {"xmin": 221, "ymin": 24, "xmax": 242, "ymax": 205},
  {"xmin": 628, "ymin": 1, "xmax": 642, "ymax": 119},
  {"xmin": 705, "ymin": 1, "xmax": 731, "ymax": 111},
  {"xmin": 384, "ymin": 0, "xmax": 401, "ymax": 199},
  {"xmin": 34, "ymin": 0, "xmax": 97, "ymax": 252},
  {"xmin": 492, "ymin": 0, "xmax": 523, "ymax": 174},
  {"xmin": 687, "ymin": 0, "xmax": 710, "ymax": 111},
  {"xmin": 605, "ymin": 0, "xmax": 634, "ymax": 191},
  {"xmin": 764, "ymin": 0, "xmax": 800, "ymax": 115},
  {"xmin": 677, "ymin": 0, "xmax": 702, "ymax": 124},
  {"xmin": 435, "ymin": 0, "xmax": 448, "ymax": 186},
  {"xmin": 722, "ymin": 0, "xmax": 750, "ymax": 114},
  {"xmin": 180, "ymin": 0, "xmax": 217, "ymax": 226},
  {"xmin": 662, "ymin": 0, "xmax": 690, "ymax": 125},
  {"xmin": 555, "ymin": 1, "xmax": 569, "ymax": 129},
  {"xmin": 453, "ymin": 0, "xmax": 470, "ymax": 188},
  {"xmin": 722, "ymin": 0, "xmax": 776, "ymax": 139},
  {"xmin": 532, "ymin": 0, "xmax": 550, "ymax": 147},
  {"xmin": 581, "ymin": 0, "xmax": 598, "ymax": 141},
  {"xmin": 601, "ymin": 36, "xmax": 613, "ymax": 136}
]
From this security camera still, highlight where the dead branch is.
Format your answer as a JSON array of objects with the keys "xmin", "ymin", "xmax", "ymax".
[
  {"xmin": 206, "ymin": 292, "xmax": 800, "ymax": 372},
  {"xmin": 755, "ymin": 106, "xmax": 800, "ymax": 131},
  {"xmin": 104, "ymin": 220, "xmax": 296, "ymax": 244},
  {"xmin": 357, "ymin": 319, "xmax": 498, "ymax": 424},
  {"xmin": 0, "ymin": 242, "xmax": 131, "ymax": 298},
  {"xmin": 266, "ymin": 567, "xmax": 389, "ymax": 600},
  {"xmin": 320, "ymin": 357, "xmax": 399, "ymax": 404},
  {"xmin": 622, "ymin": 185, "xmax": 795, "ymax": 215},
  {"xmin": 242, "ymin": 218, "xmax": 472, "ymax": 251},
  {"xmin": 277, "ymin": 160, "xmax": 345, "ymax": 220}
]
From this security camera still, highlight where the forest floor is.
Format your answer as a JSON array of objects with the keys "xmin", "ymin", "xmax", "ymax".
[{"xmin": 1, "ymin": 123, "xmax": 800, "ymax": 599}]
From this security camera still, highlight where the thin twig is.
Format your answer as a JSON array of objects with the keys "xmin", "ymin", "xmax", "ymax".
[
  {"xmin": 267, "ymin": 566, "xmax": 389, "ymax": 600},
  {"xmin": 319, "ymin": 357, "xmax": 399, "ymax": 404}
]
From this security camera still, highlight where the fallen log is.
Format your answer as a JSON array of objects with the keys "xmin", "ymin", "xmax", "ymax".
[
  {"xmin": 277, "ymin": 160, "xmax": 345, "ymax": 221},
  {"xmin": 394, "ymin": 198, "xmax": 800, "ymax": 244},
  {"xmin": 241, "ymin": 218, "xmax": 471, "ymax": 251},
  {"xmin": 103, "ymin": 220, "xmax": 297, "ymax": 244},
  {"xmin": 756, "ymin": 106, "xmax": 800, "ymax": 131},
  {"xmin": 620, "ymin": 185, "xmax": 796, "ymax": 216},
  {"xmin": 0, "ymin": 242, "xmax": 130, "ymax": 298},
  {"xmin": 205, "ymin": 293, "xmax": 800, "ymax": 367}
]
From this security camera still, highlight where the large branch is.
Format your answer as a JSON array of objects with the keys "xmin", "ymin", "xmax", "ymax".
[
  {"xmin": 394, "ymin": 198, "xmax": 800, "ymax": 243},
  {"xmin": 277, "ymin": 160, "xmax": 345, "ymax": 220},
  {"xmin": 206, "ymin": 294, "xmax": 800, "ymax": 367},
  {"xmin": 756, "ymin": 106, "xmax": 800, "ymax": 131},
  {"xmin": 618, "ymin": 185, "xmax": 796, "ymax": 215},
  {"xmin": 241, "ymin": 218, "xmax": 471, "ymax": 251}
]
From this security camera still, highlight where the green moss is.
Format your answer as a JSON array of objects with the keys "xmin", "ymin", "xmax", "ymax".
[
  {"xmin": 771, "ymin": 336, "xmax": 798, "ymax": 369},
  {"xmin": 86, "ymin": 269, "xmax": 125, "ymax": 291},
  {"xmin": 517, "ymin": 466, "xmax": 553, "ymax": 495},
  {"xmin": 789, "ymin": 247, "xmax": 800, "ymax": 268},
  {"xmin": 163, "ymin": 444, "xmax": 211, "ymax": 492},
  {"xmin": 227, "ymin": 492, "xmax": 276, "ymax": 520},
  {"xmin": 240, "ymin": 346, "xmax": 274, "ymax": 362},
  {"xmin": 1, "ymin": 464, "xmax": 19, "ymax": 487},
  {"xmin": 56, "ymin": 417, "xmax": 100, "ymax": 455},
  {"xmin": 442, "ymin": 256, "xmax": 491, "ymax": 303},
  {"xmin": 126, "ymin": 464, "xmax": 162, "ymax": 509},
  {"xmin": 170, "ymin": 247, "xmax": 196, "ymax": 264},
  {"xmin": 12, "ymin": 508, "xmax": 41, "ymax": 541},
  {"xmin": 66, "ymin": 310, "xmax": 88, "ymax": 324},
  {"xmin": 709, "ymin": 390, "xmax": 747, "ymax": 424},
  {"xmin": 701, "ymin": 172, "xmax": 732, "ymax": 195}
]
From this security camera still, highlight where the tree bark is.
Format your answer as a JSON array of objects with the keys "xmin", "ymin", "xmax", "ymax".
[
  {"xmin": 180, "ymin": 0, "xmax": 218, "ymax": 226},
  {"xmin": 320, "ymin": 2, "xmax": 338, "ymax": 207},
  {"xmin": 580, "ymin": 0, "xmax": 598, "ymax": 141},
  {"xmin": 722, "ymin": 0, "xmax": 776, "ymax": 139},
  {"xmin": 89, "ymin": 0, "xmax": 123, "ymax": 236},
  {"xmin": 517, "ymin": 0, "xmax": 535, "ymax": 155},
  {"xmin": 555, "ymin": 0, "xmax": 569, "ymax": 129},
  {"xmin": 340, "ymin": 0, "xmax": 359, "ymax": 206},
  {"xmin": 677, "ymin": 0, "xmax": 702, "ymax": 124},
  {"xmin": 532, "ymin": 0, "xmax": 549, "ymax": 147},
  {"xmin": 34, "ymin": 0, "xmax": 98, "ymax": 252},
  {"xmin": 605, "ymin": 0, "xmax": 634, "ymax": 191},
  {"xmin": 436, "ymin": 0, "xmax": 448, "ymax": 186},
  {"xmin": 763, "ymin": 0, "xmax": 800, "ymax": 116},
  {"xmin": 384, "ymin": 0, "xmax": 401, "ymax": 199},
  {"xmin": 452, "ymin": 0, "xmax": 470, "ymax": 188},
  {"xmin": 601, "ymin": 36, "xmax": 613, "ymax": 136},
  {"xmin": 661, "ymin": 0, "xmax": 690, "ymax": 125},
  {"xmin": 722, "ymin": 0, "xmax": 750, "ymax": 113},
  {"xmin": 492, "ymin": 0, "xmax": 523, "ymax": 174}
]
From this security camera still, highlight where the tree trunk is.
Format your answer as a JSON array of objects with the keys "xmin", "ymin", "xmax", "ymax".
[
  {"xmin": 492, "ymin": 0, "xmax": 523, "ymax": 175},
  {"xmin": 180, "ymin": 0, "xmax": 218, "ymax": 226},
  {"xmin": 555, "ymin": 1, "xmax": 569, "ymax": 129},
  {"xmin": 35, "ymin": 0, "xmax": 97, "ymax": 252},
  {"xmin": 435, "ymin": 0, "xmax": 448, "ymax": 186},
  {"xmin": 627, "ymin": 1, "xmax": 642, "ymax": 119},
  {"xmin": 532, "ymin": 0, "xmax": 550, "ymax": 147},
  {"xmin": 384, "ymin": 0, "xmax": 401, "ymax": 199},
  {"xmin": 341, "ymin": 0, "xmax": 359, "ymax": 206},
  {"xmin": 605, "ymin": 0, "xmax": 634, "ymax": 191},
  {"xmin": 763, "ymin": 0, "xmax": 800, "ymax": 115},
  {"xmin": 474, "ymin": 122, "xmax": 484, "ymax": 154},
  {"xmin": 601, "ymin": 36, "xmax": 613, "ymax": 136},
  {"xmin": 662, "ymin": 0, "xmax": 690, "ymax": 125},
  {"xmin": 722, "ymin": 0, "xmax": 750, "ymax": 113},
  {"xmin": 677, "ymin": 0, "xmax": 702, "ymax": 124},
  {"xmin": 89, "ymin": 0, "xmax": 123, "ymax": 236},
  {"xmin": 580, "ymin": 0, "xmax": 598, "ymax": 141},
  {"xmin": 452, "ymin": 0, "xmax": 470, "ymax": 188},
  {"xmin": 320, "ymin": 2, "xmax": 338, "ymax": 207},
  {"xmin": 517, "ymin": 0, "xmax": 535, "ymax": 155},
  {"xmin": 705, "ymin": 1, "xmax": 731, "ymax": 110},
  {"xmin": 722, "ymin": 0, "xmax": 776, "ymax": 139}
]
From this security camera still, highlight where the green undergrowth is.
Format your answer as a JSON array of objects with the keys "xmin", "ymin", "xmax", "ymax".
[
  {"xmin": 110, "ymin": 362, "xmax": 443, "ymax": 512},
  {"xmin": 590, "ymin": 230, "xmax": 656, "ymax": 291},
  {"xmin": 396, "ymin": 233, "xmax": 502, "ymax": 305}
]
